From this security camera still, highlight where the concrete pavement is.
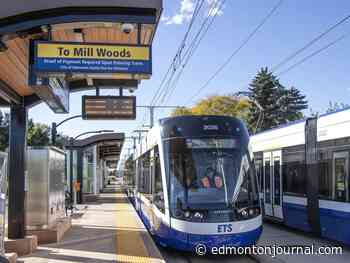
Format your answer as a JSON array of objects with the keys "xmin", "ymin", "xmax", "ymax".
[{"xmin": 18, "ymin": 193, "xmax": 164, "ymax": 263}]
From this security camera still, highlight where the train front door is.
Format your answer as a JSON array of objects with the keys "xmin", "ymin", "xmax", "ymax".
[{"xmin": 263, "ymin": 151, "xmax": 283, "ymax": 220}]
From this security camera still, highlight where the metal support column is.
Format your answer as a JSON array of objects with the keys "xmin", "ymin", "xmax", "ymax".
[
  {"xmin": 8, "ymin": 104, "xmax": 27, "ymax": 239},
  {"xmin": 77, "ymin": 149, "xmax": 83, "ymax": 204},
  {"xmin": 149, "ymin": 106, "xmax": 154, "ymax": 128},
  {"xmin": 69, "ymin": 150, "xmax": 73, "ymax": 197}
]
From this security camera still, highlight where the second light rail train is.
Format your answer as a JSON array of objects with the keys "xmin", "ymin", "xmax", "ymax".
[{"xmin": 251, "ymin": 107, "xmax": 350, "ymax": 246}]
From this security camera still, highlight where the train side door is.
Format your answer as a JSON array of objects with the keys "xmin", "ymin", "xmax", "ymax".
[
  {"xmin": 272, "ymin": 151, "xmax": 283, "ymax": 220},
  {"xmin": 255, "ymin": 158, "xmax": 264, "ymax": 201},
  {"xmin": 333, "ymin": 152, "xmax": 349, "ymax": 202},
  {"xmin": 263, "ymin": 152, "xmax": 273, "ymax": 216},
  {"xmin": 263, "ymin": 151, "xmax": 283, "ymax": 220}
]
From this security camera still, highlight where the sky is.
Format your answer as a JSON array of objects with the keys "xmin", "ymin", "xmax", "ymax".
[{"xmin": 28, "ymin": 0, "xmax": 350, "ymax": 159}]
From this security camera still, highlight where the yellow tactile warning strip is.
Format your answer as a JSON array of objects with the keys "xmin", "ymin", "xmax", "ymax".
[{"xmin": 115, "ymin": 193, "xmax": 165, "ymax": 263}]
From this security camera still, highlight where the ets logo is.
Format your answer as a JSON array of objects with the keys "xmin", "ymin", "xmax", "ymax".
[{"xmin": 217, "ymin": 224, "xmax": 233, "ymax": 233}]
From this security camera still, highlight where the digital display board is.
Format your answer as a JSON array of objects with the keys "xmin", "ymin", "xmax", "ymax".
[
  {"xmin": 82, "ymin": 96, "xmax": 136, "ymax": 120},
  {"xmin": 31, "ymin": 41, "xmax": 152, "ymax": 75}
]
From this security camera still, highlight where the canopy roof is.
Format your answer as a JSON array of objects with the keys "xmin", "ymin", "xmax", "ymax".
[
  {"xmin": 68, "ymin": 132, "xmax": 125, "ymax": 161},
  {"xmin": 0, "ymin": 0, "xmax": 162, "ymax": 106},
  {"xmin": 0, "ymin": 0, "xmax": 162, "ymax": 20}
]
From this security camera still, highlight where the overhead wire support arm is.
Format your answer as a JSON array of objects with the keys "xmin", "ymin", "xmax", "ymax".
[
  {"xmin": 51, "ymin": 115, "xmax": 82, "ymax": 145},
  {"xmin": 137, "ymin": 105, "xmax": 183, "ymax": 128}
]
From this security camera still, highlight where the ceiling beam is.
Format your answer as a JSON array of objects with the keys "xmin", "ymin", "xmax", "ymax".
[{"xmin": 0, "ymin": 79, "xmax": 22, "ymax": 104}]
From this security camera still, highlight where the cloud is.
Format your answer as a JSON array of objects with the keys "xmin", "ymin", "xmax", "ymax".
[
  {"xmin": 162, "ymin": 0, "xmax": 195, "ymax": 25},
  {"xmin": 162, "ymin": 0, "xmax": 224, "ymax": 25},
  {"xmin": 163, "ymin": 0, "xmax": 196, "ymax": 25},
  {"xmin": 160, "ymin": 15, "xmax": 170, "ymax": 22}
]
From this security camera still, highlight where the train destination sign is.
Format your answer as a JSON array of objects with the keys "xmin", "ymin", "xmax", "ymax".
[
  {"xmin": 82, "ymin": 96, "xmax": 136, "ymax": 120},
  {"xmin": 31, "ymin": 41, "xmax": 152, "ymax": 75}
]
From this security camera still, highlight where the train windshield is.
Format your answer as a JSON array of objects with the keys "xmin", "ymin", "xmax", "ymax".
[{"xmin": 165, "ymin": 137, "xmax": 259, "ymax": 212}]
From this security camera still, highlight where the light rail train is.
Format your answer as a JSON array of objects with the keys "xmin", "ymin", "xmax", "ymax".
[
  {"xmin": 251, "ymin": 108, "xmax": 350, "ymax": 246},
  {"xmin": 130, "ymin": 116, "xmax": 262, "ymax": 251}
]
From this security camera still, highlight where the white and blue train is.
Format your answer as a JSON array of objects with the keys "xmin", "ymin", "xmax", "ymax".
[
  {"xmin": 251, "ymin": 108, "xmax": 350, "ymax": 246},
  {"xmin": 131, "ymin": 116, "xmax": 262, "ymax": 251}
]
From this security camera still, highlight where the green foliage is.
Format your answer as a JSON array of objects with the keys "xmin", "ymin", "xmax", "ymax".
[
  {"xmin": 171, "ymin": 95, "xmax": 251, "ymax": 124},
  {"xmin": 55, "ymin": 134, "xmax": 70, "ymax": 149},
  {"xmin": 326, "ymin": 101, "xmax": 350, "ymax": 114},
  {"xmin": 171, "ymin": 107, "xmax": 193, "ymax": 116},
  {"xmin": 0, "ymin": 111, "xmax": 9, "ymax": 151},
  {"xmin": 27, "ymin": 119, "xmax": 50, "ymax": 146},
  {"xmin": 0, "ymin": 113, "xmax": 68, "ymax": 150},
  {"xmin": 248, "ymin": 67, "xmax": 308, "ymax": 132},
  {"xmin": 276, "ymin": 86, "xmax": 308, "ymax": 124}
]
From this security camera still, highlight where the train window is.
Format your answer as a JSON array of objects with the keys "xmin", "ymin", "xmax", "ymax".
[
  {"xmin": 139, "ymin": 151, "xmax": 151, "ymax": 195},
  {"xmin": 255, "ymin": 160, "xmax": 263, "ymax": 192},
  {"xmin": 283, "ymin": 161, "xmax": 306, "ymax": 195},
  {"xmin": 333, "ymin": 152, "xmax": 349, "ymax": 202},
  {"xmin": 319, "ymin": 160, "xmax": 332, "ymax": 199},
  {"xmin": 274, "ymin": 160, "xmax": 281, "ymax": 205},
  {"xmin": 153, "ymin": 147, "xmax": 165, "ymax": 212},
  {"xmin": 264, "ymin": 160, "xmax": 271, "ymax": 203}
]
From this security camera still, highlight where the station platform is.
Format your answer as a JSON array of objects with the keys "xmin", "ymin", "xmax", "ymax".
[{"xmin": 18, "ymin": 192, "xmax": 165, "ymax": 263}]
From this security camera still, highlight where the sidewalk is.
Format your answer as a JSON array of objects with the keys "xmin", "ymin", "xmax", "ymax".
[{"xmin": 18, "ymin": 193, "xmax": 164, "ymax": 263}]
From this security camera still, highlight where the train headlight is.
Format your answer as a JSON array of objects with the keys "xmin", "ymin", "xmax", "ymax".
[
  {"xmin": 249, "ymin": 208, "xmax": 255, "ymax": 216},
  {"xmin": 241, "ymin": 209, "xmax": 248, "ymax": 218},
  {"xmin": 184, "ymin": 211, "xmax": 191, "ymax": 218},
  {"xmin": 193, "ymin": 212, "xmax": 203, "ymax": 219}
]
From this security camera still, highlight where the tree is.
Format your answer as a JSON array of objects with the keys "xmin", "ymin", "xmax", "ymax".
[
  {"xmin": 27, "ymin": 119, "xmax": 50, "ymax": 146},
  {"xmin": 0, "ymin": 115, "xmax": 69, "ymax": 150},
  {"xmin": 0, "ymin": 111, "xmax": 9, "ymax": 151},
  {"xmin": 326, "ymin": 101, "xmax": 350, "ymax": 114},
  {"xmin": 248, "ymin": 67, "xmax": 282, "ymax": 132},
  {"xmin": 248, "ymin": 67, "xmax": 308, "ymax": 132},
  {"xmin": 171, "ymin": 107, "xmax": 192, "ymax": 116},
  {"xmin": 276, "ymin": 86, "xmax": 308, "ymax": 124},
  {"xmin": 55, "ymin": 133, "xmax": 70, "ymax": 149},
  {"xmin": 171, "ymin": 95, "xmax": 251, "ymax": 124}
]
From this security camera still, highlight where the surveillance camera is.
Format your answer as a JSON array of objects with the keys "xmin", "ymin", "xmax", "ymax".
[
  {"xmin": 121, "ymin": 23, "xmax": 134, "ymax": 34},
  {"xmin": 128, "ymin": 88, "xmax": 135, "ymax": 93}
]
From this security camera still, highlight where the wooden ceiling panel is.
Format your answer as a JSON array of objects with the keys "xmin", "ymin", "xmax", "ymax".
[
  {"xmin": 0, "ymin": 37, "xmax": 32, "ymax": 96},
  {"xmin": 83, "ymin": 27, "xmax": 137, "ymax": 44}
]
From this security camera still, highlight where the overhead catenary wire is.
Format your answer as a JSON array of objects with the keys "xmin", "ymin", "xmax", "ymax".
[
  {"xmin": 150, "ymin": 0, "xmax": 206, "ymax": 107},
  {"xmin": 186, "ymin": 0, "xmax": 284, "ymax": 104},
  {"xmin": 159, "ymin": 0, "xmax": 224, "ymax": 105},
  {"xmin": 277, "ymin": 32, "xmax": 350, "ymax": 76},
  {"xmin": 238, "ymin": 29, "xmax": 350, "ymax": 96},
  {"xmin": 188, "ymin": 8, "xmax": 350, "ymax": 106},
  {"xmin": 271, "ymin": 13, "xmax": 350, "ymax": 72},
  {"xmin": 160, "ymin": 0, "xmax": 226, "ymax": 105},
  {"xmin": 135, "ymin": 0, "xmax": 207, "ymax": 130},
  {"xmin": 229, "ymin": 31, "xmax": 350, "ymax": 121},
  {"xmin": 137, "ymin": 0, "xmax": 224, "ymax": 130}
]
